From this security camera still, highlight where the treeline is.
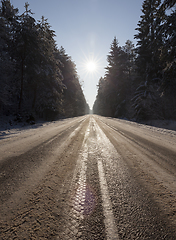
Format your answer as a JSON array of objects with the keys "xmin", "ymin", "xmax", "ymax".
[
  {"xmin": 93, "ymin": 0, "xmax": 176, "ymax": 121},
  {"xmin": 0, "ymin": 0, "xmax": 89, "ymax": 122}
]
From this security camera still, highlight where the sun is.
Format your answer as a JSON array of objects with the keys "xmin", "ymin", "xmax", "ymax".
[
  {"xmin": 77, "ymin": 52, "xmax": 103, "ymax": 78},
  {"xmin": 86, "ymin": 61, "xmax": 97, "ymax": 72}
]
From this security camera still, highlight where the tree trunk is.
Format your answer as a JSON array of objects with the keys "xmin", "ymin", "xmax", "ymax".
[
  {"xmin": 19, "ymin": 58, "xmax": 24, "ymax": 110},
  {"xmin": 32, "ymin": 84, "xmax": 37, "ymax": 109}
]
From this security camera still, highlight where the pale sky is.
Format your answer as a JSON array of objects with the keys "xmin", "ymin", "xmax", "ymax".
[{"xmin": 11, "ymin": 0, "xmax": 143, "ymax": 109}]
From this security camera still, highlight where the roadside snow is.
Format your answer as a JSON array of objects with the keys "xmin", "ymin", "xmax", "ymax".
[
  {"xmin": 115, "ymin": 118, "xmax": 176, "ymax": 136},
  {"xmin": 0, "ymin": 115, "xmax": 58, "ymax": 139},
  {"xmin": 0, "ymin": 115, "xmax": 86, "ymax": 161}
]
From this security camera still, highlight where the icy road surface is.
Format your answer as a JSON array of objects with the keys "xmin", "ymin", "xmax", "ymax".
[{"xmin": 0, "ymin": 115, "xmax": 176, "ymax": 239}]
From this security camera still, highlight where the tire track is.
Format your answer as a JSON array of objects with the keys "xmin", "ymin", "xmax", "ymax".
[
  {"xmin": 60, "ymin": 117, "xmax": 119, "ymax": 239},
  {"xmin": 98, "ymin": 160, "xmax": 119, "ymax": 240},
  {"xmin": 58, "ymin": 122, "xmax": 90, "ymax": 239}
]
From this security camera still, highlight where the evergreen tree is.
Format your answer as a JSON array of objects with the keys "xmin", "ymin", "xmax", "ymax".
[
  {"xmin": 14, "ymin": 3, "xmax": 40, "ymax": 110},
  {"xmin": 135, "ymin": 0, "xmax": 162, "ymax": 79},
  {"xmin": 104, "ymin": 37, "xmax": 125, "ymax": 116},
  {"xmin": 0, "ymin": 1, "xmax": 88, "ymax": 120},
  {"xmin": 133, "ymin": 0, "xmax": 163, "ymax": 120},
  {"xmin": 94, "ymin": 0, "xmax": 176, "ymax": 121},
  {"xmin": 34, "ymin": 17, "xmax": 64, "ymax": 119},
  {"xmin": 162, "ymin": 0, "xmax": 176, "ymax": 9},
  {"xmin": 106, "ymin": 37, "xmax": 125, "ymax": 86},
  {"xmin": 93, "ymin": 77, "xmax": 107, "ymax": 115},
  {"xmin": 0, "ymin": 0, "xmax": 18, "ymax": 113},
  {"xmin": 58, "ymin": 47, "xmax": 88, "ymax": 117},
  {"xmin": 93, "ymin": 38, "xmax": 134, "ymax": 118},
  {"xmin": 159, "ymin": 1, "xmax": 176, "ymax": 118},
  {"xmin": 122, "ymin": 40, "xmax": 136, "ymax": 80},
  {"xmin": 105, "ymin": 37, "xmax": 129, "ymax": 117}
]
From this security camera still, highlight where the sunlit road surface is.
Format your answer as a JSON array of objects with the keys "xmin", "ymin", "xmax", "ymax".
[{"xmin": 0, "ymin": 115, "xmax": 176, "ymax": 239}]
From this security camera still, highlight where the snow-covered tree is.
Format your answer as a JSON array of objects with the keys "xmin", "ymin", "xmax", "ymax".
[
  {"xmin": 133, "ymin": 0, "xmax": 164, "ymax": 119},
  {"xmin": 93, "ymin": 38, "xmax": 136, "ymax": 118},
  {"xmin": 135, "ymin": 0, "xmax": 162, "ymax": 79},
  {"xmin": 33, "ymin": 16, "xmax": 64, "ymax": 119},
  {"xmin": 14, "ymin": 3, "xmax": 40, "ymax": 110},
  {"xmin": 0, "ymin": 1, "xmax": 87, "ymax": 120},
  {"xmin": 58, "ymin": 47, "xmax": 88, "ymax": 117},
  {"xmin": 0, "ymin": 0, "xmax": 18, "ymax": 113}
]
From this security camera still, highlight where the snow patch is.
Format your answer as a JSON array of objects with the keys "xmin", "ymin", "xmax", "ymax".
[{"xmin": 0, "ymin": 115, "xmax": 46, "ymax": 139}]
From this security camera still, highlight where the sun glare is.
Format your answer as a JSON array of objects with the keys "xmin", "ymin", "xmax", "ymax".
[
  {"xmin": 86, "ymin": 61, "xmax": 97, "ymax": 72},
  {"xmin": 77, "ymin": 51, "xmax": 103, "ymax": 79}
]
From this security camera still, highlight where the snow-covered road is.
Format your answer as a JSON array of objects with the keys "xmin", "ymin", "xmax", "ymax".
[{"xmin": 0, "ymin": 115, "xmax": 176, "ymax": 239}]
